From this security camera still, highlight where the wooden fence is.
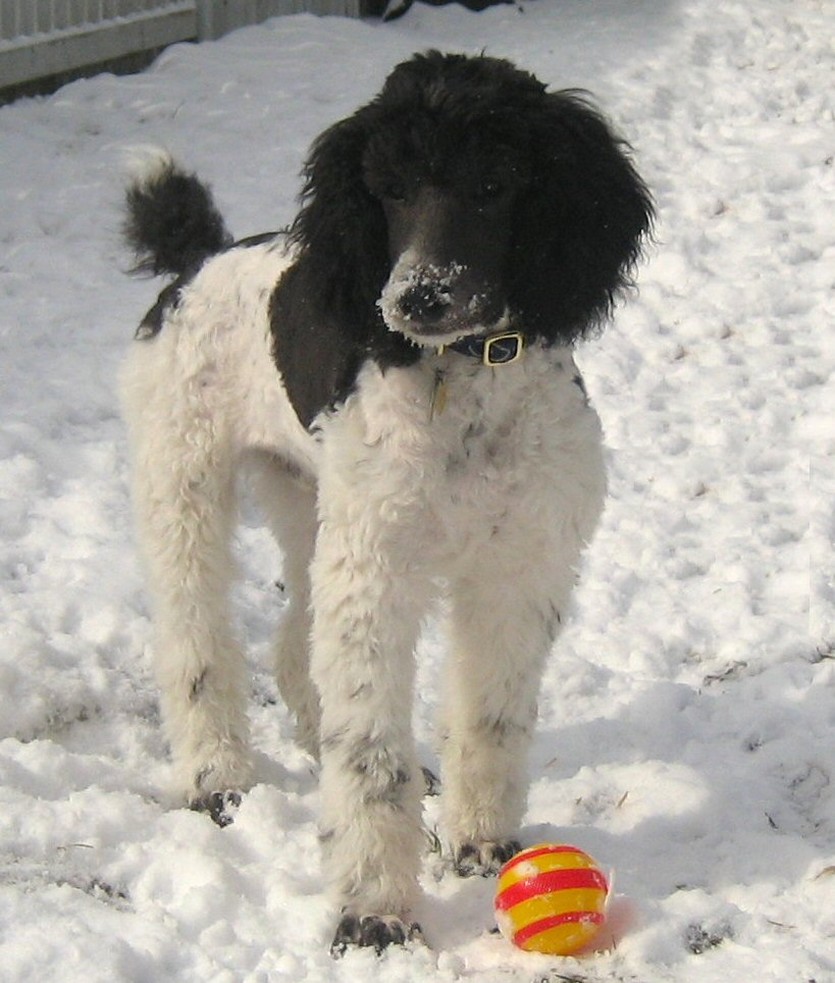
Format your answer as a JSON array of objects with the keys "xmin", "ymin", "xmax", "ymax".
[{"xmin": 0, "ymin": 0, "xmax": 364, "ymax": 96}]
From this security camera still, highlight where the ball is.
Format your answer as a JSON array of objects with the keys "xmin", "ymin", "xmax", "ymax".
[{"xmin": 494, "ymin": 844, "xmax": 609, "ymax": 955}]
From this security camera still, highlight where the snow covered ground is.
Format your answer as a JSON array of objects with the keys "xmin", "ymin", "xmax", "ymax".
[{"xmin": 1, "ymin": 1, "xmax": 833, "ymax": 980}]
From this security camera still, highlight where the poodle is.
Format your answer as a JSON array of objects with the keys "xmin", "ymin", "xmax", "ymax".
[{"xmin": 120, "ymin": 50, "xmax": 653, "ymax": 954}]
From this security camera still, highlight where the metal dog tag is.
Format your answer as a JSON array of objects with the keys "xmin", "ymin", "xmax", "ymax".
[{"xmin": 429, "ymin": 370, "xmax": 448, "ymax": 421}]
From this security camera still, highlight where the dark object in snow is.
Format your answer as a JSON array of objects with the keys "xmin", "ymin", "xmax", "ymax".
[
  {"xmin": 373, "ymin": 0, "xmax": 518, "ymax": 22},
  {"xmin": 685, "ymin": 921, "xmax": 733, "ymax": 954}
]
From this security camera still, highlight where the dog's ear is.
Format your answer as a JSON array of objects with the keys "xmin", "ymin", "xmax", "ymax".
[
  {"xmin": 288, "ymin": 108, "xmax": 389, "ymax": 329},
  {"xmin": 510, "ymin": 93, "xmax": 654, "ymax": 343}
]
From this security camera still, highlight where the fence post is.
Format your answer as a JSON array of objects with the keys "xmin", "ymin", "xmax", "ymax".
[{"xmin": 196, "ymin": 0, "xmax": 260, "ymax": 41}]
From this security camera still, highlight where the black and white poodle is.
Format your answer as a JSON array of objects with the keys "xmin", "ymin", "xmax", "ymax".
[{"xmin": 121, "ymin": 51, "xmax": 652, "ymax": 954}]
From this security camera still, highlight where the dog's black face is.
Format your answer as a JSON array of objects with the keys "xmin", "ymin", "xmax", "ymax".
[
  {"xmin": 365, "ymin": 135, "xmax": 529, "ymax": 344},
  {"xmin": 376, "ymin": 186, "xmax": 513, "ymax": 344},
  {"xmin": 275, "ymin": 51, "xmax": 653, "ymax": 425},
  {"xmin": 288, "ymin": 51, "xmax": 652, "ymax": 355}
]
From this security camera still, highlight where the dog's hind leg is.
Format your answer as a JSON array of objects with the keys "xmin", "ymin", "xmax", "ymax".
[
  {"xmin": 122, "ymin": 337, "xmax": 253, "ymax": 823},
  {"xmin": 248, "ymin": 451, "xmax": 321, "ymax": 759}
]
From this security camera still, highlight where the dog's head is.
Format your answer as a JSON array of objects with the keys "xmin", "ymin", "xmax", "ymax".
[
  {"xmin": 366, "ymin": 129, "xmax": 527, "ymax": 346},
  {"xmin": 289, "ymin": 51, "xmax": 653, "ymax": 350}
]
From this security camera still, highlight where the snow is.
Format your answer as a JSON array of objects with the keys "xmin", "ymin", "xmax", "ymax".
[{"xmin": 1, "ymin": 0, "xmax": 833, "ymax": 980}]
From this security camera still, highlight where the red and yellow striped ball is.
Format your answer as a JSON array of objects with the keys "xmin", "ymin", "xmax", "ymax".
[{"xmin": 494, "ymin": 844, "xmax": 609, "ymax": 955}]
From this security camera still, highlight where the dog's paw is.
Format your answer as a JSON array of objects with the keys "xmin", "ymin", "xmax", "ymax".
[
  {"xmin": 330, "ymin": 912, "xmax": 423, "ymax": 957},
  {"xmin": 189, "ymin": 790, "xmax": 243, "ymax": 828},
  {"xmin": 453, "ymin": 839, "xmax": 522, "ymax": 877}
]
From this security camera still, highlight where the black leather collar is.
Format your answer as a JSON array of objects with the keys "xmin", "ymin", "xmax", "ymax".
[{"xmin": 441, "ymin": 330, "xmax": 525, "ymax": 366}]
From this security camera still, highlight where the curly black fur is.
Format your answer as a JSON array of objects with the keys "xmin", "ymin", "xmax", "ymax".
[
  {"xmin": 124, "ymin": 157, "xmax": 233, "ymax": 277},
  {"xmin": 285, "ymin": 51, "xmax": 653, "ymax": 348}
]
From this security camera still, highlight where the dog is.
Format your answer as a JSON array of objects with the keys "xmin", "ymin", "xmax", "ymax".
[{"xmin": 120, "ymin": 51, "xmax": 652, "ymax": 954}]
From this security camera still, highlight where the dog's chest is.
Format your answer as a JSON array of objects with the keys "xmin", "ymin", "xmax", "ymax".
[
  {"xmin": 437, "ymin": 389, "xmax": 525, "ymax": 488},
  {"xmin": 345, "ymin": 353, "xmax": 570, "ymax": 520},
  {"xmin": 313, "ymin": 347, "xmax": 597, "ymax": 573}
]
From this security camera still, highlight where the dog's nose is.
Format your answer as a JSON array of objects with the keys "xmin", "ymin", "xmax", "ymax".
[{"xmin": 397, "ymin": 283, "xmax": 449, "ymax": 323}]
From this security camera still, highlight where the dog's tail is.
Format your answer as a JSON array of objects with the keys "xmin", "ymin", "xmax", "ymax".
[{"xmin": 123, "ymin": 149, "xmax": 232, "ymax": 278}]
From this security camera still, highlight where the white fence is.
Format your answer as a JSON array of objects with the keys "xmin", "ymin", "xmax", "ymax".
[{"xmin": 0, "ymin": 0, "xmax": 362, "ymax": 92}]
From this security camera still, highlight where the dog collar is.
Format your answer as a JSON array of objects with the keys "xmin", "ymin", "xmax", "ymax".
[{"xmin": 438, "ymin": 330, "xmax": 525, "ymax": 366}]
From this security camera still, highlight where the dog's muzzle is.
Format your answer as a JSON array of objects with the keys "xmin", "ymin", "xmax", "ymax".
[{"xmin": 379, "ymin": 261, "xmax": 504, "ymax": 345}]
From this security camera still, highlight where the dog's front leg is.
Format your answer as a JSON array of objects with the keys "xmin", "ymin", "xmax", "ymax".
[
  {"xmin": 310, "ymin": 473, "xmax": 430, "ymax": 955},
  {"xmin": 441, "ymin": 535, "xmax": 591, "ymax": 877}
]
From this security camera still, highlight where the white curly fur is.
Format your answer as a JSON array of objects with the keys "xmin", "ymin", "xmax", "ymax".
[{"xmin": 121, "ymin": 227, "xmax": 605, "ymax": 933}]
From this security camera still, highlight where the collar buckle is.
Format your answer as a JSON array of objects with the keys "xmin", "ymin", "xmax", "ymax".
[
  {"xmin": 439, "ymin": 330, "xmax": 525, "ymax": 366},
  {"xmin": 482, "ymin": 331, "xmax": 524, "ymax": 366}
]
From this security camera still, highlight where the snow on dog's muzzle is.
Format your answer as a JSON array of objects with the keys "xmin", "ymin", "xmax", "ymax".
[
  {"xmin": 395, "ymin": 279, "xmax": 452, "ymax": 324},
  {"xmin": 379, "ymin": 258, "xmax": 503, "ymax": 346}
]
